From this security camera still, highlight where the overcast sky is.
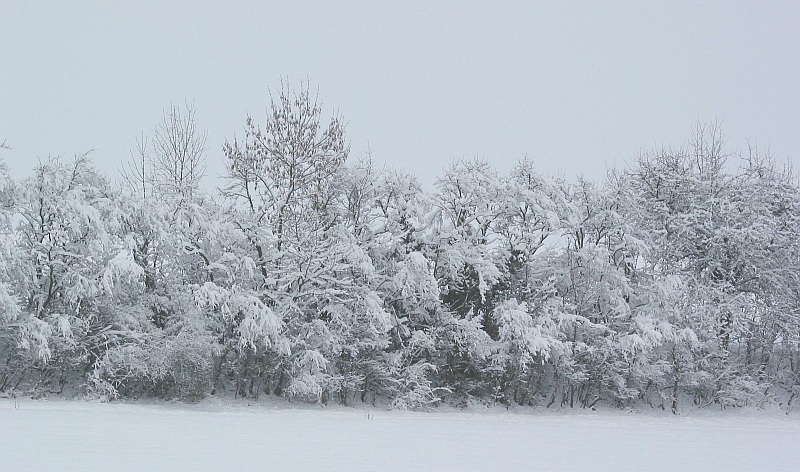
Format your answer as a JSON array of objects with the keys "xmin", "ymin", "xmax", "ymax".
[{"xmin": 2, "ymin": 1, "xmax": 798, "ymax": 188}]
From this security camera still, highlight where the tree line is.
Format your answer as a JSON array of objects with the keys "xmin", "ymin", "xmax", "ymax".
[{"xmin": 1, "ymin": 85, "xmax": 798, "ymax": 412}]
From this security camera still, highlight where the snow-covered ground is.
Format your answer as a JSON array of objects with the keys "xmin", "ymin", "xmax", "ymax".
[{"xmin": 1, "ymin": 398, "xmax": 798, "ymax": 471}]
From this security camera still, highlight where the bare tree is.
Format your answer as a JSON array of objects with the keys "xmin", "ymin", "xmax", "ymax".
[
  {"xmin": 121, "ymin": 133, "xmax": 150, "ymax": 199},
  {"xmin": 122, "ymin": 102, "xmax": 207, "ymax": 200},
  {"xmin": 152, "ymin": 102, "xmax": 207, "ymax": 198}
]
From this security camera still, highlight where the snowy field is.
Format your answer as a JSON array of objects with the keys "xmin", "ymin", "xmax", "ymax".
[{"xmin": 1, "ymin": 398, "xmax": 798, "ymax": 471}]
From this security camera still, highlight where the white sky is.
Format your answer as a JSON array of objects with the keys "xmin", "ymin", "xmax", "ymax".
[{"xmin": 2, "ymin": 1, "xmax": 798, "ymax": 188}]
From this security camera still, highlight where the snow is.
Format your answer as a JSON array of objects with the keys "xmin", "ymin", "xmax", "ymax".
[{"xmin": 1, "ymin": 399, "xmax": 798, "ymax": 471}]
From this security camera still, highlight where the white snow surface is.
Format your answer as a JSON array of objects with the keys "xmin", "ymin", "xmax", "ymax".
[{"xmin": 1, "ymin": 398, "xmax": 798, "ymax": 471}]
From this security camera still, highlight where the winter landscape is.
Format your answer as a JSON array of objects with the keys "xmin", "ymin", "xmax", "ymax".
[
  {"xmin": 2, "ymin": 90, "xmax": 799, "ymax": 468},
  {"xmin": 3, "ymin": 85, "xmax": 800, "ymax": 410},
  {"xmin": 2, "ymin": 2, "xmax": 799, "ymax": 470}
]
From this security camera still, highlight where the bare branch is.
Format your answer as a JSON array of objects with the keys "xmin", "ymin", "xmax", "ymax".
[{"xmin": 121, "ymin": 102, "xmax": 207, "ymax": 201}]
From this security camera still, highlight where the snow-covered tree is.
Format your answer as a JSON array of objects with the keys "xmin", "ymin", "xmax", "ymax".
[
  {"xmin": 616, "ymin": 123, "xmax": 800, "ymax": 408},
  {"xmin": 6, "ymin": 156, "xmax": 144, "ymax": 393},
  {"xmin": 221, "ymin": 83, "xmax": 391, "ymax": 403},
  {"xmin": 0, "ymin": 158, "xmax": 23, "ymax": 391},
  {"xmin": 3, "ymin": 95, "xmax": 797, "ymax": 414}
]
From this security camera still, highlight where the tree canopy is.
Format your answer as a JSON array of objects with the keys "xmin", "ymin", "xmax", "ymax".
[{"xmin": 1, "ymin": 91, "xmax": 798, "ymax": 413}]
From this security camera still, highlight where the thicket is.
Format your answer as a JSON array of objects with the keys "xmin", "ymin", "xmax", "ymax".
[{"xmin": 1, "ymin": 87, "xmax": 798, "ymax": 413}]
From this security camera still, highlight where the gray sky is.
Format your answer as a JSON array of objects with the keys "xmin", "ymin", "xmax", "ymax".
[{"xmin": 2, "ymin": 1, "xmax": 798, "ymax": 188}]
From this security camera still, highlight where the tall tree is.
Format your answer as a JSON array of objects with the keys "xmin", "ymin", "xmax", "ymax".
[{"xmin": 222, "ymin": 83, "xmax": 389, "ymax": 402}]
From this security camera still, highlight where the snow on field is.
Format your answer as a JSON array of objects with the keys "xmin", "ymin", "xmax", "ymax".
[{"xmin": 1, "ymin": 398, "xmax": 798, "ymax": 471}]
